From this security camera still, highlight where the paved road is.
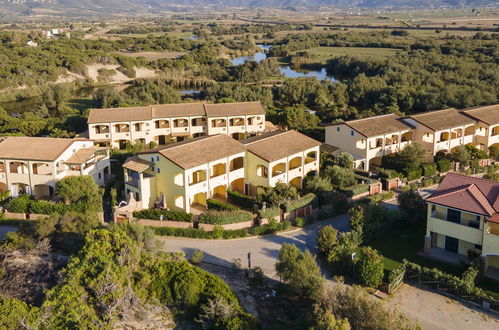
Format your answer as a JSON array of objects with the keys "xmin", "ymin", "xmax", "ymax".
[{"xmin": 163, "ymin": 214, "xmax": 349, "ymax": 277}]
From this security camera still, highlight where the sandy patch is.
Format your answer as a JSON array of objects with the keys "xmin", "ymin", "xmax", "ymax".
[
  {"xmin": 86, "ymin": 64, "xmax": 130, "ymax": 84},
  {"xmin": 114, "ymin": 51, "xmax": 187, "ymax": 61},
  {"xmin": 135, "ymin": 67, "xmax": 158, "ymax": 79}
]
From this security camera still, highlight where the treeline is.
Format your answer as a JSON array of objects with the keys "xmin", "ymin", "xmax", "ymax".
[
  {"xmin": 207, "ymin": 22, "xmax": 312, "ymax": 36},
  {"xmin": 107, "ymin": 25, "xmax": 176, "ymax": 34}
]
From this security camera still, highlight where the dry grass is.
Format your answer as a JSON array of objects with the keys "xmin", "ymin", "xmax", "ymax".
[{"xmin": 114, "ymin": 51, "xmax": 187, "ymax": 61}]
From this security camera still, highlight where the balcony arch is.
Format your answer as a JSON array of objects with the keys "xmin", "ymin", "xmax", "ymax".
[
  {"xmin": 190, "ymin": 169, "xmax": 207, "ymax": 185},
  {"xmin": 439, "ymin": 132, "xmax": 450, "ymax": 142},
  {"xmin": 34, "ymin": 184, "xmax": 54, "ymax": 200},
  {"xmin": 369, "ymin": 138, "xmax": 383, "ymax": 149},
  {"xmin": 289, "ymin": 177, "xmax": 303, "ymax": 189},
  {"xmin": 212, "ymin": 185, "xmax": 227, "ymax": 200},
  {"xmin": 10, "ymin": 182, "xmax": 29, "ymax": 197},
  {"xmin": 173, "ymin": 118, "xmax": 188, "ymax": 128},
  {"xmin": 114, "ymin": 123, "xmax": 130, "ymax": 133},
  {"xmin": 452, "ymin": 128, "xmax": 463, "ymax": 139},
  {"xmin": 114, "ymin": 140, "xmax": 128, "ymax": 150},
  {"xmin": 230, "ymin": 157, "xmax": 244, "ymax": 171},
  {"xmin": 155, "ymin": 120, "xmax": 169, "ymax": 129},
  {"xmin": 9, "ymin": 161, "xmax": 28, "ymax": 174},
  {"xmin": 32, "ymin": 162, "xmax": 52, "ymax": 175},
  {"xmin": 229, "ymin": 117, "xmax": 245, "ymax": 126},
  {"xmin": 289, "ymin": 156, "xmax": 302, "ymax": 170},
  {"xmin": 401, "ymin": 131, "xmax": 413, "ymax": 142},
  {"xmin": 211, "ymin": 118, "xmax": 226, "ymax": 128},
  {"xmin": 272, "ymin": 162, "xmax": 286, "ymax": 177},
  {"xmin": 385, "ymin": 134, "xmax": 399, "ymax": 145},
  {"xmin": 230, "ymin": 178, "xmax": 245, "ymax": 194},
  {"xmin": 492, "ymin": 126, "xmax": 499, "ymax": 136},
  {"xmin": 305, "ymin": 151, "xmax": 317, "ymax": 164},
  {"xmin": 211, "ymin": 163, "xmax": 226, "ymax": 178},
  {"xmin": 256, "ymin": 165, "xmax": 268, "ymax": 178},
  {"xmin": 94, "ymin": 125, "xmax": 109, "ymax": 134}
]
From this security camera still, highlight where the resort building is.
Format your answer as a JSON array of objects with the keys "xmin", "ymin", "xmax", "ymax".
[
  {"xmin": 87, "ymin": 101, "xmax": 266, "ymax": 149},
  {"xmin": 0, "ymin": 137, "xmax": 110, "ymax": 199},
  {"xmin": 324, "ymin": 104, "xmax": 499, "ymax": 171},
  {"xmin": 242, "ymin": 130, "xmax": 321, "ymax": 195},
  {"xmin": 122, "ymin": 130, "xmax": 321, "ymax": 212},
  {"xmin": 123, "ymin": 134, "xmax": 246, "ymax": 213},
  {"xmin": 461, "ymin": 104, "xmax": 499, "ymax": 151},
  {"xmin": 425, "ymin": 173, "xmax": 499, "ymax": 277},
  {"xmin": 403, "ymin": 108, "xmax": 477, "ymax": 156},
  {"xmin": 324, "ymin": 114, "xmax": 413, "ymax": 171}
]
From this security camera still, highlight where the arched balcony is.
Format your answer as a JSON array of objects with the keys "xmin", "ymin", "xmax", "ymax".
[
  {"xmin": 401, "ymin": 131, "xmax": 413, "ymax": 142},
  {"xmin": 492, "ymin": 126, "xmax": 499, "ymax": 136},
  {"xmin": 32, "ymin": 162, "xmax": 52, "ymax": 175},
  {"xmin": 385, "ymin": 134, "xmax": 399, "ymax": 145},
  {"xmin": 289, "ymin": 156, "xmax": 302, "ymax": 170},
  {"xmin": 230, "ymin": 157, "xmax": 244, "ymax": 171},
  {"xmin": 94, "ymin": 125, "xmax": 109, "ymax": 134},
  {"xmin": 211, "ymin": 119, "xmax": 226, "ymax": 128},
  {"xmin": 272, "ymin": 162, "xmax": 286, "ymax": 177},
  {"xmin": 134, "ymin": 123, "xmax": 143, "ymax": 132},
  {"xmin": 438, "ymin": 132, "xmax": 450, "ymax": 142},
  {"xmin": 190, "ymin": 170, "xmax": 207, "ymax": 185},
  {"xmin": 9, "ymin": 161, "xmax": 28, "ymax": 174},
  {"xmin": 211, "ymin": 163, "xmax": 226, "ymax": 178},
  {"xmin": 305, "ymin": 151, "xmax": 317, "ymax": 164},
  {"xmin": 114, "ymin": 123, "xmax": 130, "ymax": 133},
  {"xmin": 369, "ymin": 138, "xmax": 383, "ymax": 150},
  {"xmin": 229, "ymin": 117, "xmax": 245, "ymax": 126},
  {"xmin": 155, "ymin": 120, "xmax": 170, "ymax": 129},
  {"xmin": 173, "ymin": 119, "xmax": 188, "ymax": 128}
]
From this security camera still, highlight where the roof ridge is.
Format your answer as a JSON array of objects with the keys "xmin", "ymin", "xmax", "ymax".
[
  {"xmin": 427, "ymin": 184, "xmax": 473, "ymax": 201},
  {"xmin": 243, "ymin": 130, "xmax": 289, "ymax": 145},
  {"xmin": 446, "ymin": 172, "xmax": 499, "ymax": 185},
  {"xmin": 347, "ymin": 113, "xmax": 397, "ymax": 123},
  {"xmin": 159, "ymin": 134, "xmax": 221, "ymax": 153},
  {"xmin": 466, "ymin": 184, "xmax": 495, "ymax": 216},
  {"xmin": 411, "ymin": 108, "xmax": 458, "ymax": 117}
]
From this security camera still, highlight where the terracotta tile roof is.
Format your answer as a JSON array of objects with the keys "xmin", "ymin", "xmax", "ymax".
[
  {"xmin": 409, "ymin": 108, "xmax": 476, "ymax": 131},
  {"xmin": 461, "ymin": 104, "xmax": 499, "ymax": 125},
  {"xmin": 143, "ymin": 134, "xmax": 246, "ymax": 170},
  {"xmin": 328, "ymin": 114, "xmax": 412, "ymax": 137},
  {"xmin": 489, "ymin": 213, "xmax": 499, "ymax": 224},
  {"xmin": 87, "ymin": 101, "xmax": 265, "ymax": 124},
  {"xmin": 0, "ymin": 137, "xmax": 85, "ymax": 162},
  {"xmin": 204, "ymin": 101, "xmax": 265, "ymax": 117},
  {"xmin": 242, "ymin": 130, "xmax": 320, "ymax": 162},
  {"xmin": 123, "ymin": 156, "xmax": 151, "ymax": 173},
  {"xmin": 65, "ymin": 147, "xmax": 99, "ymax": 164},
  {"xmin": 426, "ymin": 173, "xmax": 499, "ymax": 218}
]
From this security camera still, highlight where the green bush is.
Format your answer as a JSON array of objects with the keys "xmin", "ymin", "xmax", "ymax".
[
  {"xmin": 422, "ymin": 163, "xmax": 437, "ymax": 177},
  {"xmin": 422, "ymin": 178, "xmax": 433, "ymax": 187},
  {"xmin": 206, "ymin": 199, "xmax": 239, "ymax": 211},
  {"xmin": 132, "ymin": 209, "xmax": 192, "ymax": 222},
  {"xmin": 227, "ymin": 190, "xmax": 255, "ymax": 210},
  {"xmin": 437, "ymin": 158, "xmax": 451, "ymax": 172},
  {"xmin": 152, "ymin": 227, "xmax": 248, "ymax": 239},
  {"xmin": 251, "ymin": 220, "xmax": 290, "ymax": 236},
  {"xmin": 191, "ymin": 250, "xmax": 204, "ymax": 265},
  {"xmin": 342, "ymin": 184, "xmax": 369, "ymax": 197},
  {"xmin": 368, "ymin": 191, "xmax": 395, "ymax": 203},
  {"xmin": 355, "ymin": 247, "xmax": 384, "ymax": 289},
  {"xmin": 213, "ymin": 225, "xmax": 224, "ymax": 239},
  {"xmin": 317, "ymin": 225, "xmax": 338, "ymax": 254},
  {"xmin": 222, "ymin": 228, "xmax": 248, "ymax": 239},
  {"xmin": 29, "ymin": 200, "xmax": 58, "ymax": 215},
  {"xmin": 198, "ymin": 210, "xmax": 253, "ymax": 225},
  {"xmin": 295, "ymin": 217, "xmax": 305, "ymax": 227},
  {"xmin": 406, "ymin": 167, "xmax": 422, "ymax": 181},
  {"xmin": 259, "ymin": 206, "xmax": 281, "ymax": 220},
  {"xmin": 285, "ymin": 193, "xmax": 318, "ymax": 212},
  {"xmin": 5, "ymin": 195, "xmax": 31, "ymax": 213}
]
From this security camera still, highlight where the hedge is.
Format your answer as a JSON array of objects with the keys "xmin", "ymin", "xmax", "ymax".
[
  {"xmin": 0, "ymin": 219, "xmax": 37, "ymax": 227},
  {"xmin": 206, "ymin": 199, "xmax": 239, "ymax": 211},
  {"xmin": 406, "ymin": 167, "xmax": 422, "ymax": 181},
  {"xmin": 368, "ymin": 191, "xmax": 395, "ymax": 203},
  {"xmin": 422, "ymin": 163, "xmax": 437, "ymax": 177},
  {"xmin": 259, "ymin": 206, "xmax": 281, "ymax": 219},
  {"xmin": 251, "ymin": 220, "xmax": 290, "ymax": 236},
  {"xmin": 5, "ymin": 195, "xmax": 94, "ymax": 215},
  {"xmin": 151, "ymin": 226, "xmax": 248, "ymax": 239},
  {"xmin": 285, "ymin": 193, "xmax": 318, "ymax": 212},
  {"xmin": 198, "ymin": 210, "xmax": 253, "ymax": 225},
  {"xmin": 227, "ymin": 189, "xmax": 255, "ymax": 210},
  {"xmin": 402, "ymin": 260, "xmax": 497, "ymax": 304},
  {"xmin": 437, "ymin": 158, "xmax": 451, "ymax": 172},
  {"xmin": 342, "ymin": 184, "xmax": 369, "ymax": 197},
  {"xmin": 132, "ymin": 209, "xmax": 192, "ymax": 222}
]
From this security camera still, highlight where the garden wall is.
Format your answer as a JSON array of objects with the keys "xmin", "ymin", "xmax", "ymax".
[
  {"xmin": 137, "ymin": 219, "xmax": 193, "ymax": 228},
  {"xmin": 3, "ymin": 211, "xmax": 27, "ymax": 220},
  {"xmin": 198, "ymin": 220, "xmax": 254, "ymax": 231}
]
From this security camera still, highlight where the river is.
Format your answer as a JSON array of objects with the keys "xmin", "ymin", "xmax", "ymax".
[{"xmin": 231, "ymin": 44, "xmax": 337, "ymax": 82}]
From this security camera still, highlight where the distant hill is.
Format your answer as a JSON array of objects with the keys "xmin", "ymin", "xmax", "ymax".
[{"xmin": 0, "ymin": 0, "xmax": 496, "ymax": 16}]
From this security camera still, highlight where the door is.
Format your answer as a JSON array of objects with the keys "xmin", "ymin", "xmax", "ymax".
[{"xmin": 445, "ymin": 236, "xmax": 459, "ymax": 253}]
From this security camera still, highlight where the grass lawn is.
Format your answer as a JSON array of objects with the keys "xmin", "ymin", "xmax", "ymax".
[
  {"xmin": 371, "ymin": 222, "xmax": 499, "ymax": 297},
  {"xmin": 290, "ymin": 46, "xmax": 403, "ymax": 64}
]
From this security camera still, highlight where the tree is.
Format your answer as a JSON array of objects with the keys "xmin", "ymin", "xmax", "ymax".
[
  {"xmin": 489, "ymin": 145, "xmax": 499, "ymax": 161},
  {"xmin": 355, "ymin": 247, "xmax": 384, "ymax": 288},
  {"xmin": 302, "ymin": 176, "xmax": 333, "ymax": 207},
  {"xmin": 279, "ymin": 105, "xmax": 320, "ymax": 131},
  {"xmin": 397, "ymin": 143, "xmax": 427, "ymax": 169},
  {"xmin": 452, "ymin": 145, "xmax": 471, "ymax": 166},
  {"xmin": 337, "ymin": 152, "xmax": 353, "ymax": 169},
  {"xmin": 317, "ymin": 225, "xmax": 338, "ymax": 254},
  {"xmin": 0, "ymin": 297, "xmax": 38, "ymax": 329},
  {"xmin": 55, "ymin": 175, "xmax": 102, "ymax": 210},
  {"xmin": 262, "ymin": 183, "xmax": 298, "ymax": 207},
  {"xmin": 325, "ymin": 165, "xmax": 356, "ymax": 189},
  {"xmin": 397, "ymin": 189, "xmax": 426, "ymax": 222},
  {"xmin": 275, "ymin": 243, "xmax": 324, "ymax": 298}
]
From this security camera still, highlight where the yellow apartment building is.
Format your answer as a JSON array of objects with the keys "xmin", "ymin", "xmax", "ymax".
[
  {"xmin": 324, "ymin": 114, "xmax": 413, "ymax": 171},
  {"xmin": 88, "ymin": 101, "xmax": 266, "ymax": 149},
  {"xmin": 0, "ymin": 137, "xmax": 110, "ymax": 199},
  {"xmin": 462, "ymin": 104, "xmax": 499, "ymax": 151},
  {"xmin": 123, "ymin": 134, "xmax": 246, "ymax": 213},
  {"xmin": 425, "ymin": 173, "xmax": 499, "ymax": 277},
  {"xmin": 242, "ymin": 130, "xmax": 321, "ymax": 194}
]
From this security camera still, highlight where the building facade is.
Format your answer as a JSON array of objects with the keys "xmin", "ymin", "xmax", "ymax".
[
  {"xmin": 122, "ymin": 131, "xmax": 321, "ymax": 213},
  {"xmin": 425, "ymin": 173, "xmax": 499, "ymax": 276},
  {"xmin": 324, "ymin": 104, "xmax": 499, "ymax": 171},
  {"xmin": 88, "ymin": 101, "xmax": 267, "ymax": 149},
  {"xmin": 0, "ymin": 137, "xmax": 110, "ymax": 199}
]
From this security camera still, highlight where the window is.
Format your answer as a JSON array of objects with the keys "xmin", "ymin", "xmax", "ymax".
[
  {"xmin": 446, "ymin": 209, "xmax": 461, "ymax": 224},
  {"xmin": 157, "ymin": 168, "xmax": 160, "ymax": 173},
  {"xmin": 151, "ymin": 157, "xmax": 154, "ymax": 162},
  {"xmin": 156, "ymin": 156, "xmax": 159, "ymax": 161},
  {"xmin": 98, "ymin": 173, "xmax": 101, "ymax": 179},
  {"xmin": 475, "ymin": 244, "xmax": 482, "ymax": 250},
  {"xmin": 337, "ymin": 127, "xmax": 340, "ymax": 132},
  {"xmin": 350, "ymin": 130, "xmax": 354, "ymax": 136},
  {"xmin": 468, "ymin": 220, "xmax": 479, "ymax": 229}
]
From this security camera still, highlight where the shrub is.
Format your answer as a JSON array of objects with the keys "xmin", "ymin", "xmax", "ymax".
[
  {"xmin": 422, "ymin": 163, "xmax": 437, "ymax": 177},
  {"xmin": 252, "ymin": 220, "xmax": 290, "ymax": 236},
  {"xmin": 368, "ymin": 191, "xmax": 395, "ymax": 203},
  {"xmin": 206, "ymin": 199, "xmax": 239, "ymax": 211},
  {"xmin": 55, "ymin": 175, "xmax": 102, "ymax": 211},
  {"xmin": 422, "ymin": 178, "xmax": 433, "ymax": 187},
  {"xmin": 285, "ymin": 193, "xmax": 317, "ymax": 212},
  {"xmin": 198, "ymin": 210, "xmax": 252, "ymax": 225},
  {"xmin": 259, "ymin": 206, "xmax": 281, "ymax": 220},
  {"xmin": 406, "ymin": 166, "xmax": 422, "ymax": 181},
  {"xmin": 295, "ymin": 217, "xmax": 305, "ymax": 227},
  {"xmin": 213, "ymin": 225, "xmax": 224, "ymax": 239},
  {"xmin": 261, "ymin": 183, "xmax": 298, "ymax": 206},
  {"xmin": 191, "ymin": 250, "xmax": 204, "ymax": 265},
  {"xmin": 223, "ymin": 229, "xmax": 248, "ymax": 239},
  {"xmin": 317, "ymin": 225, "xmax": 338, "ymax": 254},
  {"xmin": 397, "ymin": 189, "xmax": 425, "ymax": 222},
  {"xmin": 355, "ymin": 247, "xmax": 384, "ymax": 288},
  {"xmin": 152, "ymin": 227, "xmax": 248, "ymax": 239},
  {"xmin": 132, "ymin": 209, "xmax": 192, "ymax": 222},
  {"xmin": 5, "ymin": 195, "xmax": 31, "ymax": 213},
  {"xmin": 29, "ymin": 200, "xmax": 58, "ymax": 215},
  {"xmin": 227, "ymin": 190, "xmax": 255, "ymax": 210},
  {"xmin": 342, "ymin": 184, "xmax": 369, "ymax": 197},
  {"xmin": 325, "ymin": 165, "xmax": 357, "ymax": 189},
  {"xmin": 437, "ymin": 158, "xmax": 451, "ymax": 172}
]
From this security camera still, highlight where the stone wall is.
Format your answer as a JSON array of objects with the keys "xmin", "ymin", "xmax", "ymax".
[
  {"xmin": 198, "ymin": 220, "xmax": 254, "ymax": 231},
  {"xmin": 137, "ymin": 219, "xmax": 193, "ymax": 228}
]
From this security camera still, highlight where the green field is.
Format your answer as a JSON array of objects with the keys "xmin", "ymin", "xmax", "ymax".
[{"xmin": 289, "ymin": 46, "xmax": 403, "ymax": 64}]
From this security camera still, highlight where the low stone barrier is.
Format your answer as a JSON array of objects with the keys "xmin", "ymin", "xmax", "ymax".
[
  {"xmin": 137, "ymin": 219, "xmax": 193, "ymax": 228},
  {"xmin": 198, "ymin": 220, "xmax": 254, "ymax": 231},
  {"xmin": 28, "ymin": 213, "xmax": 49, "ymax": 220},
  {"xmin": 3, "ymin": 212, "xmax": 26, "ymax": 220}
]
